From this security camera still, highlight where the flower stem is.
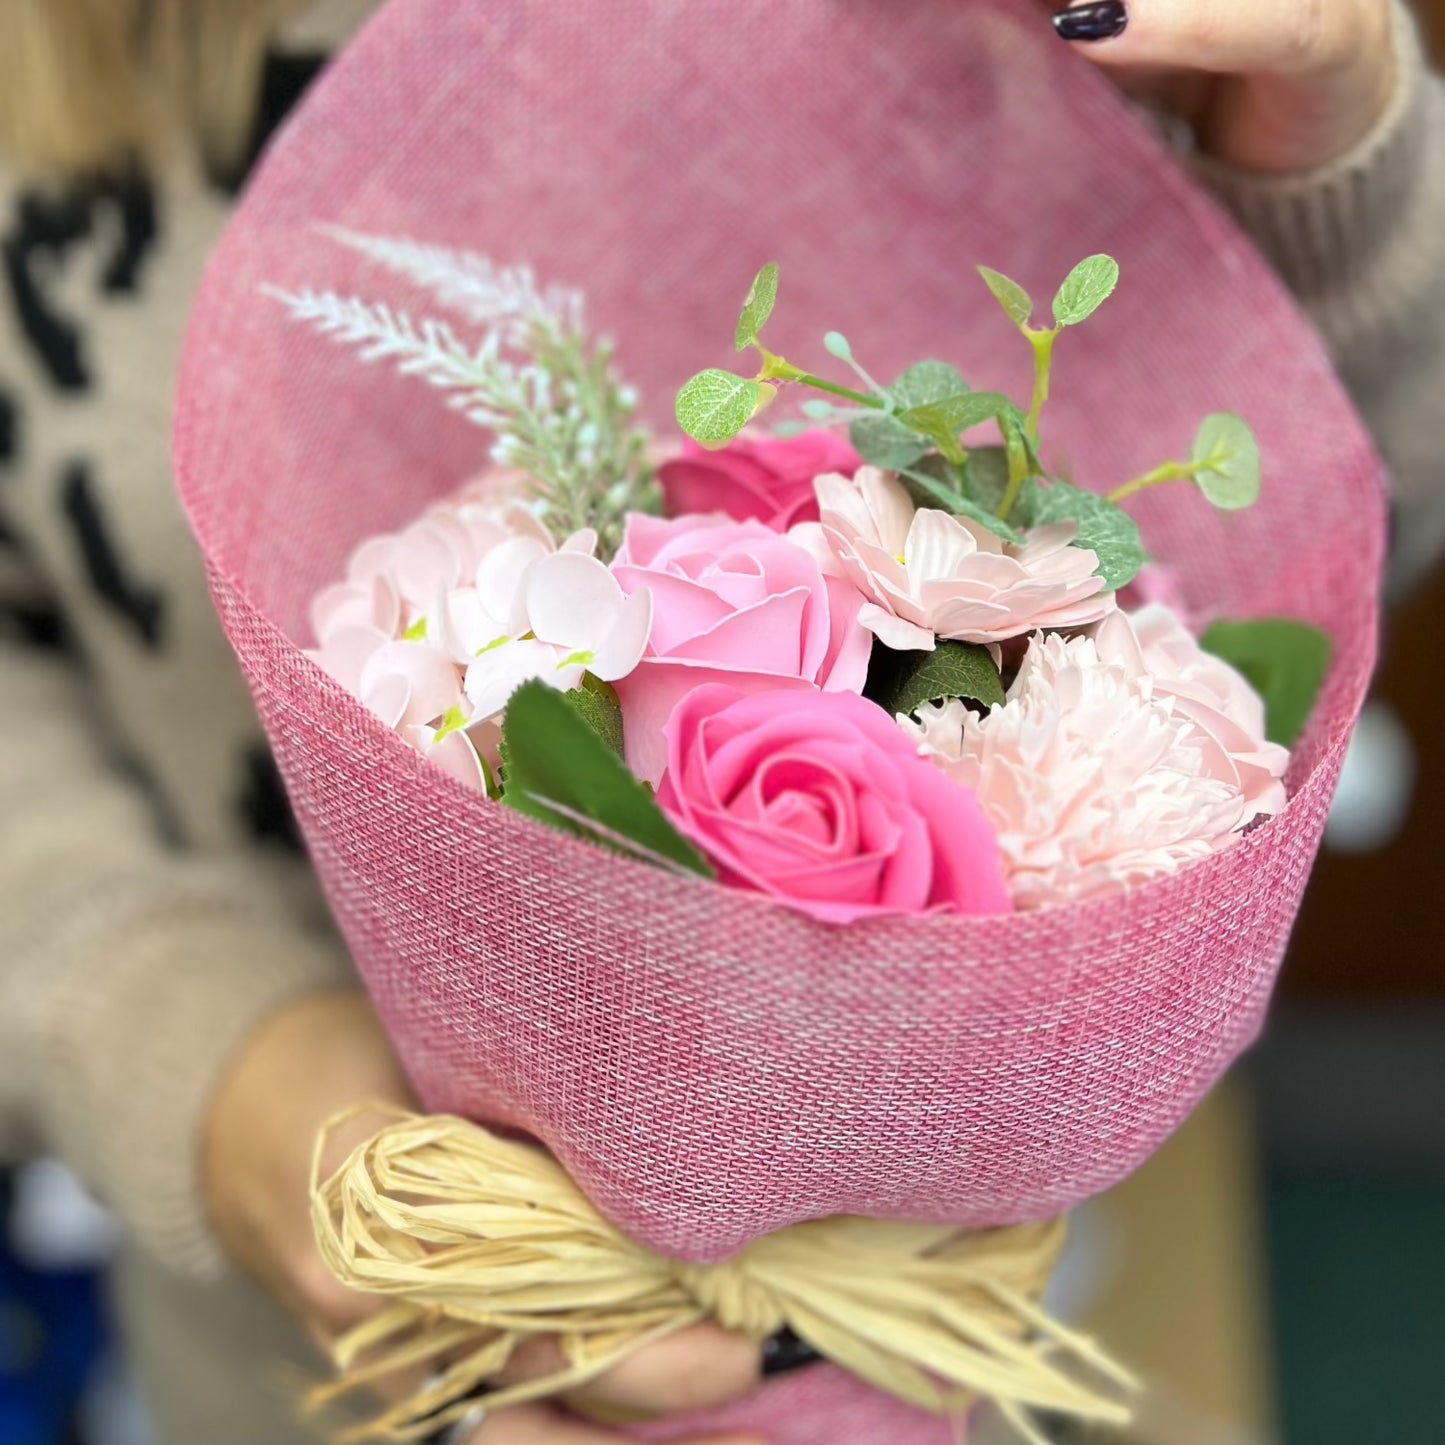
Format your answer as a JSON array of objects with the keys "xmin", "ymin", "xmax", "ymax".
[
  {"xmin": 1025, "ymin": 328, "xmax": 1057, "ymax": 444},
  {"xmin": 1107, "ymin": 460, "xmax": 1201, "ymax": 505},
  {"xmin": 996, "ymin": 436, "xmax": 1031, "ymax": 522},
  {"xmin": 762, "ymin": 354, "xmax": 885, "ymax": 410}
]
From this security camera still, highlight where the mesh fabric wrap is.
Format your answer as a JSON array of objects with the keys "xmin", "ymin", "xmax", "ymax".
[{"xmin": 175, "ymin": 2, "xmax": 1384, "ymax": 1438}]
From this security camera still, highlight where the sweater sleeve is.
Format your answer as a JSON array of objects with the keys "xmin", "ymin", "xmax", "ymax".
[
  {"xmin": 1196, "ymin": 3, "xmax": 1445, "ymax": 594},
  {"xmin": 0, "ymin": 633, "xmax": 357, "ymax": 1277}
]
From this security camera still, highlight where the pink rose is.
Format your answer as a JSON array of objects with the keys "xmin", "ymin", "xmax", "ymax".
[
  {"xmin": 658, "ymin": 430, "xmax": 861, "ymax": 531},
  {"xmin": 611, "ymin": 514, "xmax": 872, "ymax": 784},
  {"xmin": 658, "ymin": 685, "xmax": 1011, "ymax": 923}
]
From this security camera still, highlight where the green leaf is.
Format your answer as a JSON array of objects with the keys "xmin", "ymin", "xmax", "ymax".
[
  {"xmin": 899, "ymin": 463, "xmax": 1024, "ymax": 544},
  {"xmin": 889, "ymin": 361, "xmax": 970, "ymax": 411},
  {"xmin": 564, "ymin": 675, "xmax": 624, "ymax": 756},
  {"xmin": 1052, "ymin": 254, "xmax": 1120, "ymax": 328},
  {"xmin": 961, "ymin": 447, "xmax": 1012, "ymax": 513},
  {"xmin": 881, "ymin": 640, "xmax": 1006, "ymax": 718},
  {"xmin": 978, "ymin": 266, "xmax": 1033, "ymax": 328},
  {"xmin": 898, "ymin": 390, "xmax": 1022, "ymax": 447},
  {"xmin": 676, "ymin": 369, "xmax": 767, "ymax": 448},
  {"xmin": 1018, "ymin": 478, "xmax": 1144, "ymax": 590},
  {"xmin": 734, "ymin": 262, "xmax": 780, "ymax": 351},
  {"xmin": 1191, "ymin": 412, "xmax": 1261, "ymax": 511},
  {"xmin": 1199, "ymin": 618, "xmax": 1331, "ymax": 749},
  {"xmin": 852, "ymin": 413, "xmax": 930, "ymax": 469},
  {"xmin": 500, "ymin": 682, "xmax": 713, "ymax": 877},
  {"xmin": 849, "ymin": 363, "xmax": 972, "ymax": 469}
]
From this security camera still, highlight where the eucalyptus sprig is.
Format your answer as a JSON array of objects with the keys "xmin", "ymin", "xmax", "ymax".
[{"xmin": 674, "ymin": 256, "xmax": 1265, "ymax": 597}]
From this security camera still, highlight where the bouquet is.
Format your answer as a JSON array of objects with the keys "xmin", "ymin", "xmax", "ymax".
[
  {"xmin": 281, "ymin": 241, "xmax": 1317, "ymax": 928},
  {"xmin": 174, "ymin": 2, "xmax": 1386, "ymax": 1442}
]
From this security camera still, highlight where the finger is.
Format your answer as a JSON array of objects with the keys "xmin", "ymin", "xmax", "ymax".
[
  {"xmin": 1051, "ymin": 0, "xmax": 1381, "ymax": 78},
  {"xmin": 566, "ymin": 1323, "xmax": 762, "ymax": 1418},
  {"xmin": 470, "ymin": 1401, "xmax": 765, "ymax": 1445},
  {"xmin": 498, "ymin": 1324, "xmax": 762, "ymax": 1420}
]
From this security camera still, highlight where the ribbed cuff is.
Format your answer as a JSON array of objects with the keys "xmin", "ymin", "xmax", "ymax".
[
  {"xmin": 1193, "ymin": 2, "xmax": 1428, "ymax": 322},
  {"xmin": 32, "ymin": 899, "xmax": 355, "ymax": 1278}
]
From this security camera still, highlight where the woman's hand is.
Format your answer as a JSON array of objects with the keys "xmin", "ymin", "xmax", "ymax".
[
  {"xmin": 202, "ymin": 992, "xmax": 765, "ymax": 1445},
  {"xmin": 1051, "ymin": 0, "xmax": 1399, "ymax": 172}
]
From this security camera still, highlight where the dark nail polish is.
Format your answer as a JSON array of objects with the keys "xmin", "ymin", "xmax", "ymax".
[
  {"xmin": 1053, "ymin": 2, "xmax": 1129, "ymax": 43},
  {"xmin": 760, "ymin": 1327, "xmax": 822, "ymax": 1378}
]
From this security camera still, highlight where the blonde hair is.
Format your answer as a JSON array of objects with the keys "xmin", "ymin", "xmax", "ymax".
[{"xmin": 0, "ymin": 0, "xmax": 307, "ymax": 178}]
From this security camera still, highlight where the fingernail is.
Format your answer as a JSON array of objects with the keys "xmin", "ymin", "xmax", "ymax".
[
  {"xmin": 760, "ymin": 1327, "xmax": 821, "ymax": 1378},
  {"xmin": 1053, "ymin": 2, "xmax": 1129, "ymax": 42}
]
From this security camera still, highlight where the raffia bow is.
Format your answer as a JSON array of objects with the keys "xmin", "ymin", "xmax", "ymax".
[{"xmin": 309, "ymin": 1111, "xmax": 1136, "ymax": 1443}]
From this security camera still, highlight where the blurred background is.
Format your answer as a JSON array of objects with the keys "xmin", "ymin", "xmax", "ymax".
[{"xmin": 2, "ymin": 4, "xmax": 1443, "ymax": 1444}]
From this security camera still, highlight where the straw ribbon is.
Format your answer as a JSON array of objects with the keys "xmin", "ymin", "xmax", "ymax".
[{"xmin": 309, "ymin": 1110, "xmax": 1136, "ymax": 1443}]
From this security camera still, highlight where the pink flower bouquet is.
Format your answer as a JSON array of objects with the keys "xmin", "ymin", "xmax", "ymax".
[{"xmin": 174, "ymin": 1, "xmax": 1385, "ymax": 1442}]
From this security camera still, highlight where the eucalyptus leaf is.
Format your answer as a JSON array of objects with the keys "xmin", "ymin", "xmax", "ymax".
[
  {"xmin": 978, "ymin": 266, "xmax": 1033, "ymax": 328},
  {"xmin": 1191, "ymin": 412, "xmax": 1262, "ymax": 511},
  {"xmin": 734, "ymin": 262, "xmax": 780, "ymax": 351},
  {"xmin": 898, "ymin": 390, "xmax": 1021, "ymax": 445},
  {"xmin": 1199, "ymin": 618, "xmax": 1331, "ymax": 749},
  {"xmin": 676, "ymin": 369, "xmax": 766, "ymax": 448},
  {"xmin": 1017, "ymin": 478, "xmax": 1144, "ymax": 590},
  {"xmin": 882, "ymin": 640, "xmax": 1006, "ymax": 718},
  {"xmin": 852, "ymin": 412, "xmax": 931, "ymax": 469},
  {"xmin": 1052, "ymin": 254, "xmax": 1120, "ymax": 328},
  {"xmin": 500, "ymin": 682, "xmax": 713, "ymax": 876},
  {"xmin": 850, "ymin": 362, "xmax": 972, "ymax": 469},
  {"xmin": 899, "ymin": 465, "xmax": 1024, "ymax": 544},
  {"xmin": 890, "ymin": 361, "xmax": 970, "ymax": 411},
  {"xmin": 962, "ymin": 447, "xmax": 1012, "ymax": 513}
]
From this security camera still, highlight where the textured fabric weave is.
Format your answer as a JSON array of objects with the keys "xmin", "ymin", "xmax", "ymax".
[{"xmin": 175, "ymin": 2, "xmax": 1385, "ymax": 1438}]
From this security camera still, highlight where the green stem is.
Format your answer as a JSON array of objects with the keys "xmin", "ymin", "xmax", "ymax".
[
  {"xmin": 1025, "ymin": 328, "xmax": 1057, "ymax": 444},
  {"xmin": 764, "ymin": 356, "xmax": 884, "ymax": 410},
  {"xmin": 995, "ymin": 437, "xmax": 1031, "ymax": 522},
  {"xmin": 1107, "ymin": 460, "xmax": 1201, "ymax": 505}
]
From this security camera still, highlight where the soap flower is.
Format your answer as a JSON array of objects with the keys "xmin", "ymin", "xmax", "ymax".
[{"xmin": 809, "ymin": 467, "xmax": 1114, "ymax": 649}]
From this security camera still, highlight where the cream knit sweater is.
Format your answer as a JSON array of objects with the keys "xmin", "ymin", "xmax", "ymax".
[{"xmin": 1, "ymin": 4, "xmax": 1443, "ymax": 1286}]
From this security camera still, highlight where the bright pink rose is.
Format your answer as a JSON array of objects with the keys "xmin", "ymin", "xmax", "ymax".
[
  {"xmin": 658, "ymin": 430, "xmax": 861, "ymax": 530},
  {"xmin": 658, "ymin": 685, "xmax": 1011, "ymax": 924},
  {"xmin": 611, "ymin": 514, "xmax": 871, "ymax": 784}
]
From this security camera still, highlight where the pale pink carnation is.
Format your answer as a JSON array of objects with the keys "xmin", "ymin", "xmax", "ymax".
[
  {"xmin": 1095, "ymin": 605, "xmax": 1289, "ymax": 825},
  {"xmin": 902, "ymin": 610, "xmax": 1288, "ymax": 909},
  {"xmin": 808, "ymin": 467, "xmax": 1114, "ymax": 649}
]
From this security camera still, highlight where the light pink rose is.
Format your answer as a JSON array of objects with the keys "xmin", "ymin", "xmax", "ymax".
[
  {"xmin": 658, "ymin": 430, "xmax": 862, "ymax": 531},
  {"xmin": 659, "ymin": 684, "xmax": 1011, "ymax": 924},
  {"xmin": 610, "ymin": 514, "xmax": 872, "ymax": 784}
]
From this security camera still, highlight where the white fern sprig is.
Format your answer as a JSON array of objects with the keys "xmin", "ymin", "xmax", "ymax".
[
  {"xmin": 262, "ymin": 287, "xmax": 493, "ymax": 392},
  {"xmin": 320, "ymin": 227, "xmax": 584, "ymax": 337}
]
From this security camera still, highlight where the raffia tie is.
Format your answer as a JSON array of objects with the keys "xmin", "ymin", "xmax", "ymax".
[{"xmin": 309, "ymin": 1111, "xmax": 1137, "ymax": 1443}]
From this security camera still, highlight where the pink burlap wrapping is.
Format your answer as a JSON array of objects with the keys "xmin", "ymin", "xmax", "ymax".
[{"xmin": 175, "ymin": 2, "xmax": 1384, "ymax": 1438}]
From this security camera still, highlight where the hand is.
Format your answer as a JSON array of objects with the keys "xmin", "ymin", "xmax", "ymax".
[
  {"xmin": 203, "ymin": 992, "xmax": 765, "ymax": 1444},
  {"xmin": 1050, "ymin": 0, "xmax": 1399, "ymax": 173}
]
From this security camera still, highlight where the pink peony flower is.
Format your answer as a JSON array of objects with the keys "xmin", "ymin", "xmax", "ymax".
[
  {"xmin": 610, "ymin": 514, "xmax": 872, "ymax": 784},
  {"xmin": 809, "ymin": 467, "xmax": 1115, "ymax": 649},
  {"xmin": 659, "ymin": 684, "xmax": 1011, "ymax": 924},
  {"xmin": 902, "ymin": 609, "xmax": 1289, "ymax": 910},
  {"xmin": 658, "ymin": 430, "xmax": 861, "ymax": 531}
]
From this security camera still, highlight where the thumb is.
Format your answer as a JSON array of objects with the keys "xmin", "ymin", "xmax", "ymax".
[{"xmin": 1051, "ymin": 0, "xmax": 1379, "ymax": 79}]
